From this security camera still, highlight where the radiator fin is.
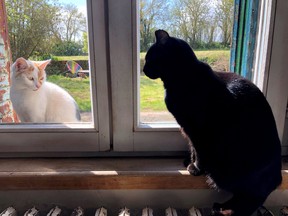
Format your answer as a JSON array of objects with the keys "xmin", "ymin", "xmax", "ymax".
[{"xmin": 0, "ymin": 205, "xmax": 284, "ymax": 216}]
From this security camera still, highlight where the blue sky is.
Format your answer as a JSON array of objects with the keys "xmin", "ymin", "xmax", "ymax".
[
  {"xmin": 58, "ymin": 0, "xmax": 87, "ymax": 16},
  {"xmin": 58, "ymin": 0, "xmax": 86, "ymax": 6}
]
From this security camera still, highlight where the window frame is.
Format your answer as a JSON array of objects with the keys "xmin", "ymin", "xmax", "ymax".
[
  {"xmin": 108, "ymin": 0, "xmax": 188, "ymax": 152},
  {"xmin": 109, "ymin": 0, "xmax": 288, "ymax": 154},
  {"xmin": 0, "ymin": 0, "xmax": 111, "ymax": 155}
]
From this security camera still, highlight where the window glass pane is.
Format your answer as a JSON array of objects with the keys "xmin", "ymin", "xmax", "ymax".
[
  {"xmin": 5, "ymin": 0, "xmax": 93, "ymax": 124},
  {"xmin": 139, "ymin": 0, "xmax": 233, "ymax": 123}
]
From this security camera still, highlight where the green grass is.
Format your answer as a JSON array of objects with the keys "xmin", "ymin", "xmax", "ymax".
[
  {"xmin": 195, "ymin": 50, "xmax": 230, "ymax": 65},
  {"xmin": 140, "ymin": 50, "xmax": 230, "ymax": 72},
  {"xmin": 52, "ymin": 56, "xmax": 88, "ymax": 61},
  {"xmin": 46, "ymin": 74, "xmax": 166, "ymax": 113},
  {"xmin": 47, "ymin": 50, "xmax": 230, "ymax": 113},
  {"xmin": 47, "ymin": 75, "xmax": 91, "ymax": 112},
  {"xmin": 140, "ymin": 76, "xmax": 166, "ymax": 112}
]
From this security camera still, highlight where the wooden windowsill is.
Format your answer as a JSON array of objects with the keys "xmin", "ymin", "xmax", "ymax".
[{"xmin": 0, "ymin": 158, "xmax": 286, "ymax": 190}]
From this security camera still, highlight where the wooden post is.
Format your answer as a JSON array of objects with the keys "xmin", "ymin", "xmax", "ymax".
[{"xmin": 0, "ymin": 0, "xmax": 19, "ymax": 123}]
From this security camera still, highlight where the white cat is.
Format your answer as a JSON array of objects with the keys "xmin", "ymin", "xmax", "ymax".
[{"xmin": 10, "ymin": 57, "xmax": 81, "ymax": 123}]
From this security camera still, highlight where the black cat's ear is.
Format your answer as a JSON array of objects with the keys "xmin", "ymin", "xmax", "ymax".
[{"xmin": 155, "ymin": 30, "xmax": 170, "ymax": 44}]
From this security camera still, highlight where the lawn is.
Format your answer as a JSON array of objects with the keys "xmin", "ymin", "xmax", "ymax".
[
  {"xmin": 47, "ymin": 74, "xmax": 165, "ymax": 113},
  {"xmin": 52, "ymin": 56, "xmax": 89, "ymax": 61},
  {"xmin": 48, "ymin": 50, "xmax": 230, "ymax": 113},
  {"xmin": 140, "ymin": 76, "xmax": 166, "ymax": 111},
  {"xmin": 195, "ymin": 50, "xmax": 229, "ymax": 62}
]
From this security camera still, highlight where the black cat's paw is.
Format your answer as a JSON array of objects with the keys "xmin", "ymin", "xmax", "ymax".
[
  {"xmin": 183, "ymin": 154, "xmax": 191, "ymax": 167},
  {"xmin": 187, "ymin": 163, "xmax": 203, "ymax": 176},
  {"xmin": 211, "ymin": 203, "xmax": 234, "ymax": 216},
  {"xmin": 211, "ymin": 203, "xmax": 223, "ymax": 215}
]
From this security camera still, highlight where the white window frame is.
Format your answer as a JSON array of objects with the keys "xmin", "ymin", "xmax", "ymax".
[
  {"xmin": 0, "ymin": 0, "xmax": 111, "ymax": 155},
  {"xmin": 110, "ymin": 0, "xmax": 288, "ymax": 154},
  {"xmin": 0, "ymin": 0, "xmax": 287, "ymax": 156},
  {"xmin": 108, "ymin": 0, "xmax": 187, "ymax": 152}
]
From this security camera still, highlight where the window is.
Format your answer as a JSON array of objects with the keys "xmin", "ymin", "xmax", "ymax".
[
  {"xmin": 139, "ymin": 0, "xmax": 233, "ymax": 124},
  {"xmin": 6, "ymin": 0, "xmax": 93, "ymax": 124},
  {"xmin": 0, "ymin": 0, "xmax": 110, "ymax": 155},
  {"xmin": 0, "ymin": 0, "xmax": 287, "ymax": 156},
  {"xmin": 109, "ymin": 1, "xmax": 187, "ymax": 152},
  {"xmin": 110, "ymin": 0, "xmax": 288, "ymax": 154}
]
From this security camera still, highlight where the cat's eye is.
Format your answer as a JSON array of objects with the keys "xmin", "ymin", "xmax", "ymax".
[{"xmin": 28, "ymin": 77, "xmax": 34, "ymax": 81}]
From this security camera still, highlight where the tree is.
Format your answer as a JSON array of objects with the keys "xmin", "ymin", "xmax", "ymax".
[
  {"xmin": 49, "ymin": 3, "xmax": 87, "ymax": 56},
  {"xmin": 6, "ymin": 0, "xmax": 60, "ymax": 60},
  {"xmin": 82, "ymin": 32, "xmax": 88, "ymax": 54},
  {"xmin": 171, "ymin": 0, "xmax": 212, "ymax": 48},
  {"xmin": 216, "ymin": 0, "xmax": 234, "ymax": 46},
  {"xmin": 53, "ymin": 4, "xmax": 87, "ymax": 43},
  {"xmin": 205, "ymin": 8, "xmax": 219, "ymax": 45},
  {"xmin": 140, "ymin": 0, "xmax": 169, "ymax": 52},
  {"xmin": 6, "ymin": 1, "xmax": 87, "ymax": 60}
]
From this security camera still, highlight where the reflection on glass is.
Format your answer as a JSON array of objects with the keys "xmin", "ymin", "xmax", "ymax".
[
  {"xmin": 5, "ymin": 0, "xmax": 92, "ymax": 123},
  {"xmin": 139, "ymin": 0, "xmax": 233, "ymax": 123}
]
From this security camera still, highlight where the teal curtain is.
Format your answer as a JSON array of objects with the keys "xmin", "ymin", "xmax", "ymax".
[{"xmin": 230, "ymin": 0, "xmax": 260, "ymax": 80}]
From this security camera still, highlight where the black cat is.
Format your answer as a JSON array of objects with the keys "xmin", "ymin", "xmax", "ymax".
[{"xmin": 143, "ymin": 30, "xmax": 282, "ymax": 216}]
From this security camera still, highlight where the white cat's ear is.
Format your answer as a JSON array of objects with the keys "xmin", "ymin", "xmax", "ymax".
[
  {"xmin": 155, "ymin": 30, "xmax": 170, "ymax": 44},
  {"xmin": 38, "ymin": 59, "xmax": 51, "ymax": 70},
  {"xmin": 15, "ymin": 57, "xmax": 28, "ymax": 71}
]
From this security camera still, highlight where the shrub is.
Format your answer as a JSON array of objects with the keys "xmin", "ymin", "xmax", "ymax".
[
  {"xmin": 51, "ymin": 41, "xmax": 84, "ymax": 56},
  {"xmin": 45, "ymin": 58, "xmax": 89, "ymax": 76}
]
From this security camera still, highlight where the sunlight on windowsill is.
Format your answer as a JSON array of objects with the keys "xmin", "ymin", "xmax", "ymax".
[
  {"xmin": 0, "ymin": 122, "xmax": 95, "ymax": 130},
  {"xmin": 0, "ymin": 158, "xmax": 286, "ymax": 190}
]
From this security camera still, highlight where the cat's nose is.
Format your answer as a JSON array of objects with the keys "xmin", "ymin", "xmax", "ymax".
[
  {"xmin": 33, "ymin": 82, "xmax": 41, "ymax": 91},
  {"xmin": 35, "ymin": 81, "xmax": 41, "ymax": 88}
]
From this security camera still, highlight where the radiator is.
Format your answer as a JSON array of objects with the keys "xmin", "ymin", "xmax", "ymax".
[{"xmin": 1, "ymin": 206, "xmax": 287, "ymax": 216}]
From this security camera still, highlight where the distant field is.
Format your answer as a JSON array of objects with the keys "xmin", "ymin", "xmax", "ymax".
[
  {"xmin": 52, "ymin": 56, "xmax": 88, "ymax": 61},
  {"xmin": 140, "ymin": 50, "xmax": 230, "ymax": 74},
  {"xmin": 195, "ymin": 50, "xmax": 230, "ymax": 70}
]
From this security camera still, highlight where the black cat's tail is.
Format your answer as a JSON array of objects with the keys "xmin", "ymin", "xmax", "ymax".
[
  {"xmin": 212, "ymin": 152, "xmax": 282, "ymax": 216},
  {"xmin": 213, "ymin": 193, "xmax": 267, "ymax": 216}
]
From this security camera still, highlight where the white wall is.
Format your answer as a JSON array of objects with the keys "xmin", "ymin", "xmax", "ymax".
[{"xmin": 265, "ymin": 0, "xmax": 288, "ymax": 155}]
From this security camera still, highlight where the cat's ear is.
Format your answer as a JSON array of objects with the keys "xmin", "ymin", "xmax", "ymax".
[
  {"xmin": 38, "ymin": 59, "xmax": 51, "ymax": 71},
  {"xmin": 15, "ymin": 57, "xmax": 28, "ymax": 71},
  {"xmin": 155, "ymin": 30, "xmax": 170, "ymax": 44}
]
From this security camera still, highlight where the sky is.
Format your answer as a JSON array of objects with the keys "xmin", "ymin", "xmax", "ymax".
[
  {"xmin": 58, "ymin": 0, "xmax": 86, "ymax": 6},
  {"xmin": 58, "ymin": 0, "xmax": 87, "ymax": 16}
]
